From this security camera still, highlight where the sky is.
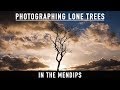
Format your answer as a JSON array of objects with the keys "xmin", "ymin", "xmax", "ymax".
[
  {"xmin": 0, "ymin": 11, "xmax": 120, "ymax": 71},
  {"xmin": 60, "ymin": 11, "xmax": 120, "ymax": 33}
]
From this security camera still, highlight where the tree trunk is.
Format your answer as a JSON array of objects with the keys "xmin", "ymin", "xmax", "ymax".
[{"xmin": 57, "ymin": 61, "xmax": 60, "ymax": 71}]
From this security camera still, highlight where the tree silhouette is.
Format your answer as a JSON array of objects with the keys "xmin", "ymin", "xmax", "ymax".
[{"xmin": 49, "ymin": 30, "xmax": 70, "ymax": 71}]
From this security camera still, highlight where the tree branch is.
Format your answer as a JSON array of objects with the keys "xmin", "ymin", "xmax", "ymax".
[
  {"xmin": 49, "ymin": 29, "xmax": 71, "ymax": 71},
  {"xmin": 56, "ymin": 52, "xmax": 59, "ymax": 62}
]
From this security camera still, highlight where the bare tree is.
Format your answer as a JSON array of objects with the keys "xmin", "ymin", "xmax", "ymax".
[{"xmin": 49, "ymin": 30, "xmax": 70, "ymax": 71}]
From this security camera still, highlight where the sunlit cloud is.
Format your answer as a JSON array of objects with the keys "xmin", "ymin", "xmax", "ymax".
[{"xmin": 0, "ymin": 21, "xmax": 120, "ymax": 70}]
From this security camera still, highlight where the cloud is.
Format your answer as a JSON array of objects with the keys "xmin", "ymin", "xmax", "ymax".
[
  {"xmin": 0, "ymin": 21, "xmax": 71, "ymax": 51},
  {"xmin": 0, "ymin": 55, "xmax": 48, "ymax": 71},
  {"xmin": 1, "ymin": 21, "xmax": 120, "ymax": 70},
  {"xmin": 80, "ymin": 23, "xmax": 120, "ymax": 50},
  {"xmin": 71, "ymin": 58, "xmax": 120, "ymax": 71},
  {"xmin": 0, "ymin": 21, "xmax": 72, "ymax": 70},
  {"xmin": 0, "ymin": 22, "xmax": 52, "ymax": 53}
]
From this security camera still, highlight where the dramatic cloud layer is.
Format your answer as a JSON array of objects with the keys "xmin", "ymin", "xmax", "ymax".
[
  {"xmin": 0, "ymin": 21, "xmax": 70, "ymax": 70},
  {"xmin": 0, "ymin": 21, "xmax": 120, "ymax": 70},
  {"xmin": 64, "ymin": 23, "xmax": 120, "ymax": 69},
  {"xmin": 0, "ymin": 55, "xmax": 48, "ymax": 71},
  {"xmin": 80, "ymin": 23, "xmax": 120, "ymax": 50},
  {"xmin": 0, "ymin": 21, "xmax": 70, "ymax": 53},
  {"xmin": 71, "ymin": 58, "xmax": 120, "ymax": 70}
]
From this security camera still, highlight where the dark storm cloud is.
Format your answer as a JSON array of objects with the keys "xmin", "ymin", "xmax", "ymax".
[
  {"xmin": 71, "ymin": 58, "xmax": 120, "ymax": 71},
  {"xmin": 0, "ymin": 55, "xmax": 48, "ymax": 71}
]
